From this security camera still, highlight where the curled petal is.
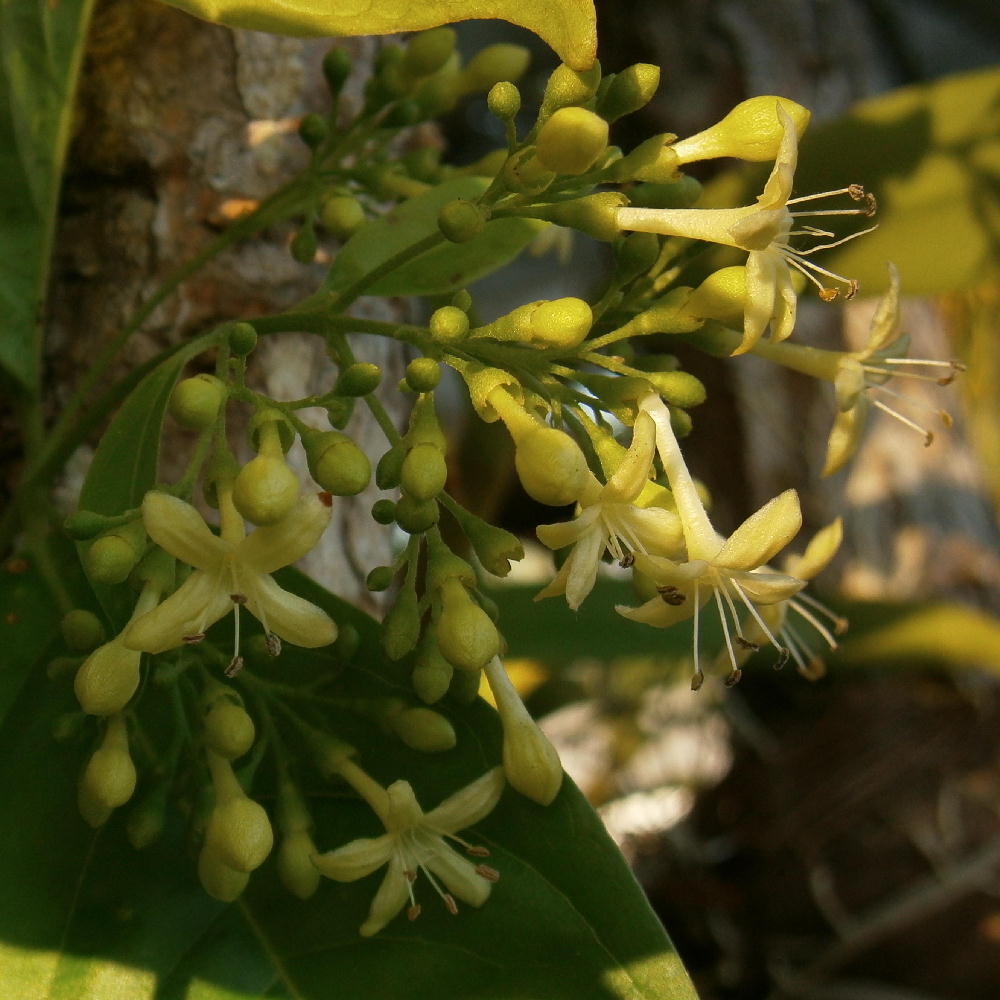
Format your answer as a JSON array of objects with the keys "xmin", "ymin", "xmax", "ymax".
[
  {"xmin": 738, "ymin": 250, "xmax": 778, "ymax": 354},
  {"xmin": 603, "ymin": 412, "xmax": 656, "ymax": 502},
  {"xmin": 142, "ymin": 492, "xmax": 228, "ymax": 572},
  {"xmin": 615, "ymin": 592, "xmax": 699, "ymax": 629},
  {"xmin": 560, "ymin": 527, "xmax": 606, "ymax": 610},
  {"xmin": 728, "ymin": 568, "xmax": 804, "ymax": 605},
  {"xmin": 536, "ymin": 507, "xmax": 598, "ymax": 551},
  {"xmin": 239, "ymin": 492, "xmax": 332, "ymax": 574},
  {"xmin": 243, "ymin": 573, "xmax": 336, "ymax": 648},
  {"xmin": 424, "ymin": 767, "xmax": 505, "ymax": 833},
  {"xmin": 757, "ymin": 105, "xmax": 799, "ymax": 207},
  {"xmin": 863, "ymin": 262, "xmax": 901, "ymax": 355},
  {"xmin": 770, "ymin": 259, "xmax": 798, "ymax": 344},
  {"xmin": 626, "ymin": 505, "xmax": 685, "ymax": 556},
  {"xmin": 123, "ymin": 571, "xmax": 231, "ymax": 653},
  {"xmin": 313, "ymin": 833, "xmax": 394, "ymax": 883},
  {"xmin": 715, "ymin": 489, "xmax": 801, "ymax": 570},
  {"xmin": 633, "ymin": 554, "xmax": 709, "ymax": 586},
  {"xmin": 422, "ymin": 842, "xmax": 492, "ymax": 908},
  {"xmin": 823, "ymin": 400, "xmax": 868, "ymax": 477},
  {"xmin": 359, "ymin": 856, "xmax": 411, "ymax": 938},
  {"xmin": 784, "ymin": 518, "xmax": 843, "ymax": 580}
]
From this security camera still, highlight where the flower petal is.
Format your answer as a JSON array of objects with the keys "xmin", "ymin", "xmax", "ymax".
[
  {"xmin": 728, "ymin": 568, "xmax": 804, "ymax": 605},
  {"xmin": 313, "ymin": 833, "xmax": 394, "ymax": 883},
  {"xmin": 534, "ymin": 559, "xmax": 572, "ymax": 603},
  {"xmin": 360, "ymin": 856, "xmax": 411, "ymax": 938},
  {"xmin": 562, "ymin": 527, "xmax": 605, "ymax": 610},
  {"xmin": 123, "ymin": 571, "xmax": 231, "ymax": 653},
  {"xmin": 536, "ymin": 506, "xmax": 598, "ymax": 551},
  {"xmin": 863, "ymin": 262, "xmax": 901, "ymax": 355},
  {"xmin": 822, "ymin": 400, "xmax": 867, "ymax": 477},
  {"xmin": 624, "ymin": 505, "xmax": 684, "ymax": 556},
  {"xmin": 783, "ymin": 518, "xmax": 843, "ymax": 580},
  {"xmin": 616, "ymin": 592, "xmax": 699, "ymax": 629},
  {"xmin": 737, "ymin": 249, "xmax": 777, "ymax": 354},
  {"xmin": 142, "ymin": 492, "xmax": 228, "ymax": 571},
  {"xmin": 423, "ymin": 843, "xmax": 492, "ymax": 908},
  {"xmin": 603, "ymin": 412, "xmax": 655, "ymax": 502},
  {"xmin": 239, "ymin": 492, "xmax": 332, "ymax": 574},
  {"xmin": 770, "ymin": 259, "xmax": 798, "ymax": 344},
  {"xmin": 243, "ymin": 573, "xmax": 336, "ymax": 648},
  {"xmin": 424, "ymin": 767, "xmax": 505, "ymax": 832},
  {"xmin": 714, "ymin": 489, "xmax": 801, "ymax": 570},
  {"xmin": 757, "ymin": 104, "xmax": 798, "ymax": 207}
]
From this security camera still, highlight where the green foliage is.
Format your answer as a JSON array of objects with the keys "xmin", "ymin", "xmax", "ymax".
[{"xmin": 0, "ymin": 0, "xmax": 94, "ymax": 391}]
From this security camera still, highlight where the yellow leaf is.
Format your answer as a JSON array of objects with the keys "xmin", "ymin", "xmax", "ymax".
[{"xmin": 160, "ymin": 0, "xmax": 597, "ymax": 71}]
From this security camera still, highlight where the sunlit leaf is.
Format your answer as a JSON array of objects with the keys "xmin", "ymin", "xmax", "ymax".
[{"xmin": 157, "ymin": 0, "xmax": 597, "ymax": 70}]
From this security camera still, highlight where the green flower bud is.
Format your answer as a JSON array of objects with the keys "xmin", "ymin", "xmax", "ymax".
[
  {"xmin": 297, "ymin": 113, "xmax": 328, "ymax": 150},
  {"xmin": 198, "ymin": 845, "xmax": 250, "ymax": 902},
  {"xmin": 412, "ymin": 636, "xmax": 453, "ymax": 704},
  {"xmin": 74, "ymin": 640, "xmax": 141, "ymax": 716},
  {"xmin": 169, "ymin": 374, "xmax": 226, "ymax": 430},
  {"xmin": 375, "ymin": 444, "xmax": 405, "ymax": 490},
  {"xmin": 487, "ymin": 80, "xmax": 521, "ymax": 121},
  {"xmin": 85, "ymin": 520, "xmax": 146, "ymax": 586},
  {"xmin": 78, "ymin": 715, "xmax": 136, "ymax": 826},
  {"xmin": 435, "ymin": 578, "xmax": 499, "ymax": 673},
  {"xmin": 322, "ymin": 47, "xmax": 352, "ymax": 96},
  {"xmin": 459, "ymin": 43, "xmax": 530, "ymax": 94},
  {"xmin": 514, "ymin": 426, "xmax": 588, "ymax": 506},
  {"xmin": 126, "ymin": 781, "xmax": 168, "ymax": 850},
  {"xmin": 61, "ymin": 609, "xmax": 105, "ymax": 652},
  {"xmin": 438, "ymin": 198, "xmax": 486, "ymax": 243},
  {"xmin": 403, "ymin": 27, "xmax": 456, "ymax": 77},
  {"xmin": 381, "ymin": 588, "xmax": 422, "ymax": 661},
  {"xmin": 540, "ymin": 61, "xmax": 601, "ymax": 115},
  {"xmin": 400, "ymin": 442, "xmax": 448, "ymax": 502},
  {"xmin": 64, "ymin": 510, "xmax": 114, "ymax": 541},
  {"xmin": 681, "ymin": 266, "xmax": 747, "ymax": 325},
  {"xmin": 429, "ymin": 305, "xmax": 470, "ymax": 343},
  {"xmin": 204, "ymin": 701, "xmax": 256, "ymax": 760},
  {"xmin": 528, "ymin": 297, "xmax": 593, "ymax": 349},
  {"xmin": 371, "ymin": 499, "xmax": 397, "ymax": 525},
  {"xmin": 596, "ymin": 63, "xmax": 660, "ymax": 122},
  {"xmin": 386, "ymin": 706, "xmax": 457, "ymax": 753},
  {"xmin": 405, "ymin": 357, "xmax": 441, "ymax": 393},
  {"xmin": 303, "ymin": 429, "xmax": 371, "ymax": 496},
  {"xmin": 319, "ymin": 194, "xmax": 365, "ymax": 240},
  {"xmin": 205, "ymin": 790, "xmax": 273, "ymax": 874},
  {"xmin": 291, "ymin": 223, "xmax": 318, "ymax": 264},
  {"xmin": 233, "ymin": 454, "xmax": 299, "ymax": 526},
  {"xmin": 501, "ymin": 147, "xmax": 554, "ymax": 195},
  {"xmin": 451, "ymin": 288, "xmax": 473, "ymax": 312},
  {"xmin": 520, "ymin": 191, "xmax": 627, "ymax": 243},
  {"xmin": 394, "ymin": 494, "xmax": 439, "ymax": 534},
  {"xmin": 336, "ymin": 362, "xmax": 382, "ymax": 397},
  {"xmin": 225, "ymin": 321, "xmax": 258, "ymax": 356},
  {"xmin": 277, "ymin": 829, "xmax": 321, "ymax": 900},
  {"xmin": 333, "ymin": 623, "xmax": 360, "ymax": 663},
  {"xmin": 366, "ymin": 565, "xmax": 395, "ymax": 592},
  {"xmin": 536, "ymin": 107, "xmax": 608, "ymax": 175}
]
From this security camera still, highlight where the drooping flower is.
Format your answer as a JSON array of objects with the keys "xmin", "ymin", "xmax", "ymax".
[
  {"xmin": 617, "ymin": 103, "xmax": 876, "ymax": 354},
  {"xmin": 535, "ymin": 409, "xmax": 683, "ymax": 610},
  {"xmin": 617, "ymin": 393, "xmax": 806, "ymax": 688},
  {"xmin": 124, "ymin": 489, "xmax": 336, "ymax": 669},
  {"xmin": 313, "ymin": 760, "xmax": 504, "ymax": 937}
]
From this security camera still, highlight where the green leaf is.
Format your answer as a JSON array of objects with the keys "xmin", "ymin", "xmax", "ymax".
[
  {"xmin": 0, "ymin": 565, "xmax": 698, "ymax": 1000},
  {"xmin": 0, "ymin": 0, "xmax": 94, "ymax": 391},
  {"xmin": 325, "ymin": 177, "xmax": 544, "ymax": 298}
]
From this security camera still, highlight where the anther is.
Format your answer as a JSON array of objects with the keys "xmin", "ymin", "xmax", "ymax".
[
  {"xmin": 405, "ymin": 869, "xmax": 417, "ymax": 883},
  {"xmin": 657, "ymin": 585, "xmax": 686, "ymax": 606},
  {"xmin": 774, "ymin": 648, "xmax": 791, "ymax": 670},
  {"xmin": 844, "ymin": 279, "xmax": 859, "ymax": 300},
  {"xmin": 318, "ymin": 491, "xmax": 334, "ymax": 508},
  {"xmin": 476, "ymin": 864, "xmax": 500, "ymax": 882},
  {"xmin": 407, "ymin": 904, "xmax": 422, "ymax": 921},
  {"xmin": 265, "ymin": 633, "xmax": 282, "ymax": 657},
  {"xmin": 230, "ymin": 593, "xmax": 248, "ymax": 605},
  {"xmin": 724, "ymin": 668, "xmax": 742, "ymax": 686},
  {"xmin": 466, "ymin": 845, "xmax": 490, "ymax": 858},
  {"xmin": 735, "ymin": 636, "xmax": 759, "ymax": 651},
  {"xmin": 690, "ymin": 669, "xmax": 704, "ymax": 692},
  {"xmin": 183, "ymin": 632, "xmax": 206, "ymax": 644},
  {"xmin": 619, "ymin": 553, "xmax": 636, "ymax": 568},
  {"xmin": 819, "ymin": 288, "xmax": 839, "ymax": 303},
  {"xmin": 224, "ymin": 655, "xmax": 245, "ymax": 677},
  {"xmin": 443, "ymin": 894, "xmax": 459, "ymax": 916}
]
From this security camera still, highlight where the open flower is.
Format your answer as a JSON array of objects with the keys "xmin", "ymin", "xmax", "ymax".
[
  {"xmin": 124, "ymin": 489, "xmax": 336, "ymax": 668},
  {"xmin": 617, "ymin": 103, "xmax": 876, "ymax": 354},
  {"xmin": 535, "ymin": 410, "xmax": 683, "ymax": 610},
  {"xmin": 617, "ymin": 394, "xmax": 806, "ymax": 687},
  {"xmin": 314, "ymin": 762, "xmax": 504, "ymax": 937}
]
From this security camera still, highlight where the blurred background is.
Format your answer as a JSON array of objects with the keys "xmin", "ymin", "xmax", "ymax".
[{"xmin": 439, "ymin": 3, "xmax": 1000, "ymax": 997}]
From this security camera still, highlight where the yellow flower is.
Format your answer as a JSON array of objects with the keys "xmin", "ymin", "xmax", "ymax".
[
  {"xmin": 617, "ymin": 394, "xmax": 805, "ymax": 688},
  {"xmin": 313, "ymin": 761, "xmax": 504, "ymax": 937},
  {"xmin": 535, "ymin": 410, "xmax": 682, "ymax": 610},
  {"xmin": 617, "ymin": 103, "xmax": 876, "ymax": 354},
  {"xmin": 124, "ymin": 489, "xmax": 336, "ymax": 668}
]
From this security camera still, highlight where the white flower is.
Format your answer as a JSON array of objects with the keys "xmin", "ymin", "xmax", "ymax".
[
  {"xmin": 124, "ymin": 489, "xmax": 336, "ymax": 665},
  {"xmin": 313, "ymin": 764, "xmax": 504, "ymax": 937},
  {"xmin": 617, "ymin": 103, "xmax": 876, "ymax": 354},
  {"xmin": 535, "ymin": 410, "xmax": 683, "ymax": 610}
]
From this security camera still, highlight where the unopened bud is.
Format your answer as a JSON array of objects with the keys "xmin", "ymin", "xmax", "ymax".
[
  {"xmin": 320, "ymin": 194, "xmax": 365, "ymax": 240},
  {"xmin": 596, "ymin": 63, "xmax": 660, "ymax": 122},
  {"xmin": 459, "ymin": 43, "xmax": 530, "ymax": 94},
  {"xmin": 435, "ymin": 578, "xmax": 499, "ymax": 672},
  {"xmin": 501, "ymin": 148, "xmax": 554, "ymax": 195},
  {"xmin": 322, "ymin": 47, "xmax": 352, "ymax": 96},
  {"xmin": 450, "ymin": 506, "xmax": 524, "ymax": 577},
  {"xmin": 487, "ymin": 80, "xmax": 521, "ymax": 120},
  {"xmin": 401, "ymin": 442, "xmax": 448, "ymax": 501},
  {"xmin": 386, "ymin": 706, "xmax": 457, "ymax": 753},
  {"xmin": 412, "ymin": 636, "xmax": 454, "ymax": 704},
  {"xmin": 62, "ymin": 609, "xmax": 105, "ymax": 652},
  {"xmin": 371, "ymin": 499, "xmax": 397, "ymax": 525},
  {"xmin": 394, "ymin": 493, "xmax": 440, "ymax": 534},
  {"xmin": 277, "ymin": 829, "xmax": 321, "ymax": 899},
  {"xmin": 540, "ymin": 61, "xmax": 601, "ymax": 115},
  {"xmin": 336, "ymin": 362, "xmax": 382, "ymax": 397},
  {"xmin": 170, "ymin": 374, "xmax": 226, "ymax": 430},
  {"xmin": 375, "ymin": 444, "xmax": 405, "ymax": 489},
  {"xmin": 78, "ymin": 715, "xmax": 136, "ymax": 826},
  {"xmin": 382, "ymin": 588, "xmax": 422, "ymax": 661},
  {"xmin": 404, "ymin": 357, "xmax": 441, "ymax": 392},
  {"xmin": 438, "ymin": 199, "xmax": 486, "ymax": 243},
  {"xmin": 528, "ymin": 297, "xmax": 593, "ymax": 349},
  {"xmin": 233, "ymin": 454, "xmax": 299, "ymax": 526},
  {"xmin": 85, "ymin": 520, "xmax": 145, "ymax": 585},
  {"xmin": 514, "ymin": 426, "xmax": 588, "ymax": 506},
  {"xmin": 290, "ymin": 223, "xmax": 318, "ymax": 263},
  {"xmin": 521, "ymin": 192, "xmax": 627, "ymax": 243},
  {"xmin": 74, "ymin": 640, "xmax": 141, "ymax": 716},
  {"xmin": 681, "ymin": 266, "xmax": 747, "ymax": 326},
  {"xmin": 304, "ymin": 429, "xmax": 371, "ymax": 496},
  {"xmin": 403, "ymin": 27, "xmax": 456, "ymax": 77},
  {"xmin": 206, "ymin": 791, "xmax": 273, "ymax": 874},
  {"xmin": 204, "ymin": 701, "xmax": 255, "ymax": 760},
  {"xmin": 225, "ymin": 321, "xmax": 257, "ymax": 356},
  {"xmin": 64, "ymin": 510, "xmax": 114, "ymax": 541},
  {"xmin": 298, "ymin": 113, "xmax": 328, "ymax": 150},
  {"xmin": 198, "ymin": 845, "xmax": 250, "ymax": 902},
  {"xmin": 429, "ymin": 305, "xmax": 470, "ymax": 343},
  {"xmin": 536, "ymin": 107, "xmax": 608, "ymax": 175}
]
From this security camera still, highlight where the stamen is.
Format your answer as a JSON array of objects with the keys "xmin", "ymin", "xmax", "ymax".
[
  {"xmin": 796, "ymin": 591, "xmax": 849, "ymax": 635},
  {"xmin": 443, "ymin": 894, "xmax": 459, "ymax": 916},
  {"xmin": 786, "ymin": 224, "xmax": 879, "ymax": 258},
  {"xmin": 691, "ymin": 581, "xmax": 704, "ymax": 691},
  {"xmin": 266, "ymin": 633, "xmax": 282, "ymax": 657},
  {"xmin": 787, "ymin": 598, "xmax": 840, "ymax": 650},
  {"xmin": 863, "ymin": 363, "xmax": 956, "ymax": 387},
  {"xmin": 714, "ymin": 587, "xmax": 740, "ymax": 677},
  {"xmin": 787, "ymin": 186, "xmax": 862, "ymax": 205},
  {"xmin": 724, "ymin": 667, "xmax": 743, "ymax": 686},
  {"xmin": 183, "ymin": 633, "xmax": 206, "ymax": 644},
  {"xmin": 619, "ymin": 552, "xmax": 636, "ymax": 568},
  {"xmin": 407, "ymin": 904, "xmax": 422, "ymax": 921},
  {"xmin": 476, "ymin": 864, "xmax": 500, "ymax": 882},
  {"xmin": 819, "ymin": 288, "xmax": 840, "ymax": 303},
  {"xmin": 730, "ymin": 579, "xmax": 785, "ymax": 652},
  {"xmin": 224, "ymin": 655, "xmax": 244, "ymax": 677},
  {"xmin": 871, "ymin": 399, "xmax": 933, "ymax": 445},
  {"xmin": 657, "ymin": 584, "xmax": 686, "ymax": 606}
]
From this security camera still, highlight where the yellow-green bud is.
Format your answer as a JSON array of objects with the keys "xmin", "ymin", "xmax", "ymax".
[
  {"xmin": 277, "ymin": 830, "xmax": 321, "ymax": 899},
  {"xmin": 528, "ymin": 297, "xmax": 593, "ymax": 349},
  {"xmin": 521, "ymin": 191, "xmax": 628, "ymax": 243},
  {"xmin": 325, "ymin": 396, "xmax": 354, "ymax": 429},
  {"xmin": 540, "ymin": 61, "xmax": 601, "ymax": 115},
  {"xmin": 459, "ymin": 43, "xmax": 530, "ymax": 94},
  {"xmin": 424, "ymin": 538, "xmax": 476, "ymax": 593},
  {"xmin": 204, "ymin": 701, "xmax": 256, "ymax": 760},
  {"xmin": 487, "ymin": 80, "xmax": 521, "ymax": 120},
  {"xmin": 382, "ymin": 588, "xmax": 422, "ymax": 661},
  {"xmin": 401, "ymin": 443, "xmax": 448, "ymax": 501},
  {"xmin": 451, "ymin": 288, "xmax": 473, "ymax": 312},
  {"xmin": 62, "ymin": 609, "xmax": 105, "ymax": 652},
  {"xmin": 248, "ymin": 408, "xmax": 295, "ymax": 452},
  {"xmin": 85, "ymin": 520, "xmax": 145, "ymax": 585},
  {"xmin": 412, "ymin": 636, "xmax": 454, "ymax": 704},
  {"xmin": 78, "ymin": 715, "xmax": 136, "ymax": 826},
  {"xmin": 680, "ymin": 266, "xmax": 747, "ymax": 325},
  {"xmin": 322, "ymin": 47, "xmax": 352, "ymax": 96},
  {"xmin": 514, "ymin": 426, "xmax": 588, "ymax": 506},
  {"xmin": 536, "ymin": 107, "xmax": 609, "ymax": 175},
  {"xmin": 198, "ymin": 845, "xmax": 250, "ymax": 902},
  {"xmin": 366, "ymin": 565, "xmax": 394, "ymax": 592},
  {"xmin": 387, "ymin": 706, "xmax": 457, "ymax": 753},
  {"xmin": 403, "ymin": 27, "xmax": 456, "ymax": 77},
  {"xmin": 298, "ymin": 113, "xmax": 328, "ymax": 150},
  {"xmin": 616, "ymin": 231, "xmax": 661, "ymax": 283},
  {"xmin": 429, "ymin": 305, "xmax": 470, "ymax": 343},
  {"xmin": 630, "ymin": 175, "xmax": 703, "ymax": 210},
  {"xmin": 304, "ymin": 430, "xmax": 371, "ymax": 496},
  {"xmin": 501, "ymin": 148, "xmax": 554, "ymax": 195},
  {"xmin": 394, "ymin": 493, "xmax": 439, "ymax": 534},
  {"xmin": 170, "ymin": 374, "xmax": 226, "ymax": 430},
  {"xmin": 671, "ymin": 96, "xmax": 811, "ymax": 165},
  {"xmin": 74, "ymin": 640, "xmax": 141, "ymax": 716},
  {"xmin": 371, "ymin": 499, "xmax": 397, "ymax": 525},
  {"xmin": 405, "ymin": 357, "xmax": 441, "ymax": 393},
  {"xmin": 435, "ymin": 578, "xmax": 499, "ymax": 673},
  {"xmin": 375, "ymin": 444, "xmax": 405, "ymax": 489},
  {"xmin": 205, "ymin": 794, "xmax": 273, "ymax": 873},
  {"xmin": 596, "ymin": 63, "xmax": 660, "ymax": 122},
  {"xmin": 336, "ymin": 362, "xmax": 382, "ymax": 397},
  {"xmin": 224, "ymin": 321, "xmax": 257, "ymax": 356},
  {"xmin": 233, "ymin": 454, "xmax": 299, "ymax": 526},
  {"xmin": 319, "ymin": 194, "xmax": 365, "ymax": 240},
  {"xmin": 438, "ymin": 198, "xmax": 486, "ymax": 243}
]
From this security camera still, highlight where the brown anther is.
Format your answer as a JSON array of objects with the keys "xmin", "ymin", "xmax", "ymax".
[
  {"xmin": 407, "ymin": 904, "xmax": 422, "ymax": 921},
  {"xmin": 844, "ymin": 279, "xmax": 859, "ymax": 300},
  {"xmin": 224, "ymin": 655, "xmax": 245, "ymax": 677},
  {"xmin": 657, "ymin": 585, "xmax": 686, "ymax": 606},
  {"xmin": 923, "ymin": 430, "xmax": 934, "ymax": 448},
  {"xmin": 724, "ymin": 668, "xmax": 742, "ymax": 687},
  {"xmin": 847, "ymin": 183, "xmax": 866, "ymax": 201},
  {"xmin": 774, "ymin": 648, "xmax": 791, "ymax": 670},
  {"xmin": 405, "ymin": 869, "xmax": 417, "ymax": 883},
  {"xmin": 801, "ymin": 657, "xmax": 827, "ymax": 681},
  {"xmin": 940, "ymin": 411, "xmax": 953, "ymax": 428},
  {"xmin": 466, "ymin": 845, "xmax": 490, "ymax": 858},
  {"xmin": 864, "ymin": 192, "xmax": 877, "ymax": 216},
  {"xmin": 183, "ymin": 633, "xmax": 206, "ymax": 645},
  {"xmin": 475, "ymin": 864, "xmax": 500, "ymax": 883},
  {"xmin": 318, "ymin": 491, "xmax": 334, "ymax": 508},
  {"xmin": 619, "ymin": 553, "xmax": 636, "ymax": 569},
  {"xmin": 230, "ymin": 593, "xmax": 248, "ymax": 605},
  {"xmin": 735, "ymin": 636, "xmax": 758, "ymax": 651},
  {"xmin": 266, "ymin": 633, "xmax": 283, "ymax": 657},
  {"xmin": 834, "ymin": 616, "xmax": 849, "ymax": 636},
  {"xmin": 690, "ymin": 671, "xmax": 704, "ymax": 692},
  {"xmin": 818, "ymin": 288, "xmax": 839, "ymax": 303},
  {"xmin": 443, "ymin": 894, "xmax": 459, "ymax": 915}
]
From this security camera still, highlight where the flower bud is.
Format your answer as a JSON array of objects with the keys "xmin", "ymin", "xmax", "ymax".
[
  {"xmin": 672, "ymin": 96, "xmax": 811, "ymax": 165},
  {"xmin": 435, "ymin": 578, "xmax": 499, "ymax": 673},
  {"xmin": 322, "ymin": 47, "xmax": 352, "ymax": 96},
  {"xmin": 85, "ymin": 519, "xmax": 146, "ymax": 585},
  {"xmin": 325, "ymin": 396, "xmax": 354, "ymax": 429},
  {"xmin": 233, "ymin": 455, "xmax": 299, "ymax": 526},
  {"xmin": 62, "ymin": 609, "xmax": 105, "ymax": 652},
  {"xmin": 401, "ymin": 442, "xmax": 448, "ymax": 501},
  {"xmin": 375, "ymin": 443, "xmax": 405, "ymax": 489},
  {"xmin": 680, "ymin": 266, "xmax": 747, "ymax": 326},
  {"xmin": 424, "ymin": 536, "xmax": 477, "ymax": 592},
  {"xmin": 381, "ymin": 588, "xmax": 422, "ymax": 661},
  {"xmin": 386, "ymin": 706, "xmax": 457, "ymax": 753},
  {"xmin": 528, "ymin": 297, "xmax": 593, "ymax": 349},
  {"xmin": 205, "ymin": 780, "xmax": 273, "ymax": 873},
  {"xmin": 412, "ymin": 636, "xmax": 454, "ymax": 704},
  {"xmin": 429, "ymin": 305, "xmax": 470, "ymax": 343},
  {"xmin": 204, "ymin": 701, "xmax": 255, "ymax": 760},
  {"xmin": 514, "ymin": 426, "xmax": 588, "ymax": 506},
  {"xmin": 298, "ymin": 113, "xmax": 328, "ymax": 150},
  {"xmin": 520, "ymin": 192, "xmax": 628, "ymax": 243},
  {"xmin": 438, "ymin": 198, "xmax": 486, "ymax": 243},
  {"xmin": 303, "ymin": 429, "xmax": 371, "ymax": 496},
  {"xmin": 596, "ymin": 63, "xmax": 660, "ymax": 122},
  {"xmin": 336, "ymin": 362, "xmax": 382, "ymax": 397},
  {"xmin": 277, "ymin": 829, "xmax": 321, "ymax": 899},
  {"xmin": 616, "ymin": 232, "xmax": 661, "ymax": 283},
  {"xmin": 170, "ymin": 374, "xmax": 226, "ymax": 430},
  {"xmin": 74, "ymin": 640, "xmax": 141, "ymax": 716},
  {"xmin": 290, "ymin": 223, "xmax": 318, "ymax": 263},
  {"xmin": 458, "ymin": 43, "xmax": 530, "ymax": 94},
  {"xmin": 403, "ymin": 27, "xmax": 456, "ymax": 77},
  {"xmin": 536, "ymin": 107, "xmax": 609, "ymax": 175},
  {"xmin": 78, "ymin": 715, "xmax": 136, "ymax": 826},
  {"xmin": 366, "ymin": 565, "xmax": 394, "ymax": 592},
  {"xmin": 198, "ymin": 845, "xmax": 250, "ymax": 902},
  {"xmin": 487, "ymin": 80, "xmax": 521, "ymax": 120},
  {"xmin": 319, "ymin": 194, "xmax": 365, "ymax": 240},
  {"xmin": 405, "ymin": 357, "xmax": 441, "ymax": 392},
  {"xmin": 223, "ymin": 321, "xmax": 257, "ymax": 356},
  {"xmin": 540, "ymin": 61, "xmax": 601, "ymax": 115},
  {"xmin": 394, "ymin": 493, "xmax": 439, "ymax": 534},
  {"xmin": 371, "ymin": 499, "xmax": 397, "ymax": 525}
]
